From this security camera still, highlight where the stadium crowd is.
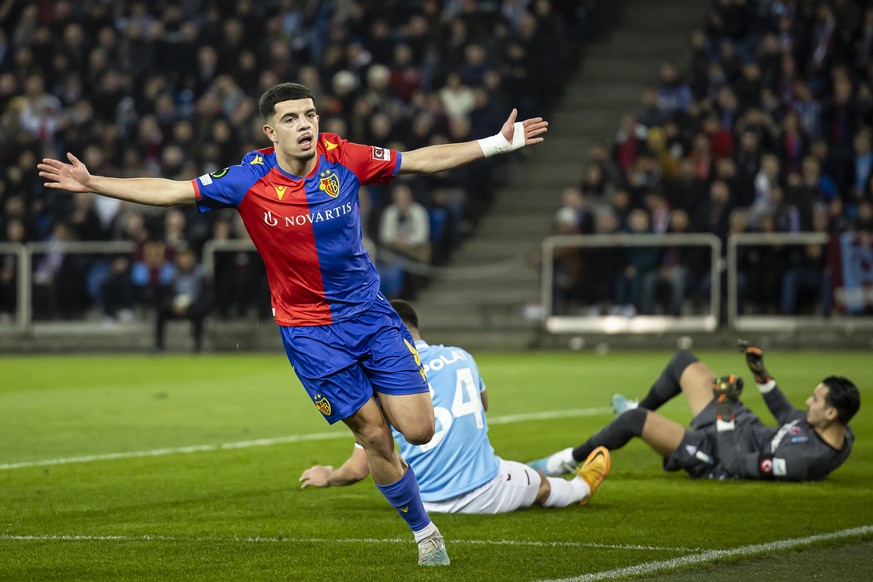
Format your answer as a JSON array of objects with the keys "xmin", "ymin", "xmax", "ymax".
[
  {"xmin": 0, "ymin": 0, "xmax": 602, "ymax": 325},
  {"xmin": 552, "ymin": 0, "xmax": 873, "ymax": 318},
  {"xmin": 4, "ymin": 0, "xmax": 871, "ymax": 329}
]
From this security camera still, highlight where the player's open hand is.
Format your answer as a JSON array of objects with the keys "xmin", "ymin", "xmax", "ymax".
[
  {"xmin": 737, "ymin": 339, "xmax": 771, "ymax": 384},
  {"xmin": 37, "ymin": 152, "xmax": 94, "ymax": 194},
  {"xmin": 299, "ymin": 465, "xmax": 334, "ymax": 489},
  {"xmin": 500, "ymin": 108, "xmax": 549, "ymax": 146}
]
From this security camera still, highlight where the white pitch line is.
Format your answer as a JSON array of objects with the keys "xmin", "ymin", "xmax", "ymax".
[
  {"xmin": 538, "ymin": 525, "xmax": 873, "ymax": 582},
  {"xmin": 488, "ymin": 407, "xmax": 612, "ymax": 425},
  {"xmin": 0, "ymin": 407, "xmax": 612, "ymax": 471},
  {"xmin": 0, "ymin": 533, "xmax": 695, "ymax": 552}
]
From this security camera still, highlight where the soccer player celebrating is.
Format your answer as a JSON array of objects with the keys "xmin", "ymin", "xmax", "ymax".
[
  {"xmin": 529, "ymin": 341, "xmax": 860, "ymax": 481},
  {"xmin": 299, "ymin": 300, "xmax": 611, "ymax": 513},
  {"xmin": 38, "ymin": 83, "xmax": 548, "ymax": 566}
]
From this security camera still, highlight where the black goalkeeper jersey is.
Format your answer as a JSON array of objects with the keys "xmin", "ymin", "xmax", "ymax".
[{"xmin": 705, "ymin": 384, "xmax": 854, "ymax": 480}]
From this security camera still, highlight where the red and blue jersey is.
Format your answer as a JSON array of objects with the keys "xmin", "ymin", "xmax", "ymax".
[{"xmin": 192, "ymin": 133, "xmax": 401, "ymax": 326}]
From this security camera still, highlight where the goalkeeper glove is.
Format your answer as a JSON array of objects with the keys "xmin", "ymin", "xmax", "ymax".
[
  {"xmin": 712, "ymin": 374, "xmax": 743, "ymax": 423},
  {"xmin": 737, "ymin": 339, "xmax": 772, "ymax": 385}
]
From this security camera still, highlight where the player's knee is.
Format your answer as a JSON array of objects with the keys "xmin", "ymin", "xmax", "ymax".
[
  {"xmin": 671, "ymin": 349, "xmax": 699, "ymax": 376},
  {"xmin": 617, "ymin": 407, "xmax": 648, "ymax": 437},
  {"xmin": 355, "ymin": 424, "xmax": 395, "ymax": 455},
  {"xmin": 399, "ymin": 418, "xmax": 435, "ymax": 446}
]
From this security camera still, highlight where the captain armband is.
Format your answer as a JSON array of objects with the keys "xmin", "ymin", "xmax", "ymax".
[{"xmin": 477, "ymin": 122, "xmax": 526, "ymax": 157}]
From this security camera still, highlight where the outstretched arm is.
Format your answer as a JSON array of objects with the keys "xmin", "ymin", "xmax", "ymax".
[
  {"xmin": 299, "ymin": 445, "xmax": 370, "ymax": 489},
  {"xmin": 737, "ymin": 340, "xmax": 804, "ymax": 423},
  {"xmin": 38, "ymin": 153, "xmax": 196, "ymax": 207},
  {"xmin": 398, "ymin": 108, "xmax": 548, "ymax": 175}
]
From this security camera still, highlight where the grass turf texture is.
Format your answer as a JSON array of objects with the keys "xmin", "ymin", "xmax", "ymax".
[{"xmin": 1, "ymin": 351, "xmax": 871, "ymax": 581}]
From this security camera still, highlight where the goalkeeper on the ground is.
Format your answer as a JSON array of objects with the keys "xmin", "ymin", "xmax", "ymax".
[{"xmin": 529, "ymin": 341, "xmax": 860, "ymax": 481}]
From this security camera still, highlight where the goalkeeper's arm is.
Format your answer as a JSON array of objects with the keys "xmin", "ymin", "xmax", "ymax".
[{"xmin": 737, "ymin": 340, "xmax": 803, "ymax": 423}]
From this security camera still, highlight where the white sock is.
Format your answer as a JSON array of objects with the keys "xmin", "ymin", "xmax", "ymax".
[
  {"xmin": 413, "ymin": 521, "xmax": 438, "ymax": 543},
  {"xmin": 547, "ymin": 447, "xmax": 577, "ymax": 474},
  {"xmin": 542, "ymin": 477, "xmax": 590, "ymax": 508}
]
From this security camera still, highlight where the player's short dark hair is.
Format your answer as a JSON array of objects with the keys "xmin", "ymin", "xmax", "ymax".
[
  {"xmin": 258, "ymin": 83, "xmax": 315, "ymax": 121},
  {"xmin": 822, "ymin": 376, "xmax": 860, "ymax": 424},
  {"xmin": 390, "ymin": 299, "xmax": 419, "ymax": 330}
]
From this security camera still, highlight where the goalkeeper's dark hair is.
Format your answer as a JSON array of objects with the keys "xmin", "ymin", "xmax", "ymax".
[
  {"xmin": 390, "ymin": 299, "xmax": 419, "ymax": 330},
  {"xmin": 822, "ymin": 376, "xmax": 860, "ymax": 424},
  {"xmin": 259, "ymin": 83, "xmax": 315, "ymax": 121}
]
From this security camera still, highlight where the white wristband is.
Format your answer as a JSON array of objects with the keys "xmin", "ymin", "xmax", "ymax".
[
  {"xmin": 757, "ymin": 379, "xmax": 776, "ymax": 394},
  {"xmin": 716, "ymin": 419, "xmax": 736, "ymax": 432},
  {"xmin": 476, "ymin": 122, "xmax": 526, "ymax": 157}
]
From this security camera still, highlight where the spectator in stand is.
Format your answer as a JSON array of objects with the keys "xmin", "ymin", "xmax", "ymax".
[
  {"xmin": 744, "ymin": 214, "xmax": 785, "ymax": 315},
  {"xmin": 613, "ymin": 115, "xmax": 647, "ymax": 175},
  {"xmin": 379, "ymin": 182, "xmax": 431, "ymax": 300},
  {"xmin": 702, "ymin": 113, "xmax": 734, "ymax": 161},
  {"xmin": 780, "ymin": 210, "xmax": 830, "ymax": 316},
  {"xmin": 637, "ymin": 86, "xmax": 668, "ymax": 128},
  {"xmin": 211, "ymin": 216, "xmax": 268, "ymax": 320},
  {"xmin": 749, "ymin": 153, "xmax": 781, "ymax": 228},
  {"xmin": 848, "ymin": 129, "xmax": 873, "ymax": 215},
  {"xmin": 32, "ymin": 222, "xmax": 83, "ymax": 320},
  {"xmin": 655, "ymin": 63, "xmax": 692, "ymax": 115},
  {"xmin": 694, "ymin": 180, "xmax": 733, "ymax": 245},
  {"xmin": 577, "ymin": 210, "xmax": 622, "ymax": 315},
  {"xmin": 0, "ymin": 218, "xmax": 26, "ymax": 323},
  {"xmin": 439, "ymin": 72, "xmax": 476, "ymax": 121},
  {"xmin": 69, "ymin": 193, "xmax": 105, "ymax": 242},
  {"xmin": 613, "ymin": 208, "xmax": 659, "ymax": 317},
  {"xmin": 154, "ymin": 247, "xmax": 209, "ymax": 353},
  {"xmin": 131, "ymin": 237, "xmax": 175, "ymax": 309},
  {"xmin": 579, "ymin": 160, "xmax": 614, "ymax": 210}
]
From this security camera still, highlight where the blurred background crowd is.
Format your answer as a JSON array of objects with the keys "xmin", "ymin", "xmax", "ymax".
[
  {"xmin": 550, "ymin": 0, "xmax": 873, "ymax": 318},
  {"xmin": 0, "ymin": 0, "xmax": 596, "ymax": 329},
  {"xmin": 1, "ymin": 0, "xmax": 872, "ymax": 336}
]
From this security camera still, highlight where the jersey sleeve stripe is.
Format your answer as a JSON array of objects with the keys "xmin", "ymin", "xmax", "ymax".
[
  {"xmin": 190, "ymin": 179, "xmax": 202, "ymax": 200},
  {"xmin": 393, "ymin": 152, "xmax": 403, "ymax": 175}
]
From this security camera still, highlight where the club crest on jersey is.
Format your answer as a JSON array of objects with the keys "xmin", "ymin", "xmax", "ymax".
[
  {"xmin": 319, "ymin": 170, "xmax": 340, "ymax": 198},
  {"xmin": 314, "ymin": 394, "xmax": 332, "ymax": 416},
  {"xmin": 274, "ymin": 185, "xmax": 287, "ymax": 200}
]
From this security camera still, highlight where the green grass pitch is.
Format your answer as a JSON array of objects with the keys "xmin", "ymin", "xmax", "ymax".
[{"xmin": 1, "ymin": 350, "xmax": 871, "ymax": 581}]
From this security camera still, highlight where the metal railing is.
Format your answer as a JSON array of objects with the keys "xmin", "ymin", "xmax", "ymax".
[
  {"xmin": 3, "ymin": 233, "xmax": 870, "ymax": 339},
  {"xmin": 540, "ymin": 233, "xmax": 722, "ymax": 334},
  {"xmin": 201, "ymin": 239, "xmax": 256, "ymax": 281},
  {"xmin": 727, "ymin": 232, "xmax": 873, "ymax": 332},
  {"xmin": 5, "ymin": 241, "xmax": 137, "ymax": 334},
  {"xmin": 0, "ymin": 243, "xmax": 28, "ymax": 333}
]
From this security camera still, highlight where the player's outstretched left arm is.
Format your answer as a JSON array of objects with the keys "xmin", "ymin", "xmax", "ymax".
[
  {"xmin": 299, "ymin": 445, "xmax": 369, "ymax": 489},
  {"xmin": 38, "ymin": 153, "xmax": 196, "ymax": 207},
  {"xmin": 399, "ymin": 108, "xmax": 548, "ymax": 175},
  {"xmin": 737, "ymin": 339, "xmax": 803, "ymax": 423}
]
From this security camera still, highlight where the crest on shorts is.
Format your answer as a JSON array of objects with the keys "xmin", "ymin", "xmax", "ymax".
[
  {"xmin": 314, "ymin": 394, "xmax": 332, "ymax": 416},
  {"xmin": 319, "ymin": 170, "xmax": 340, "ymax": 198}
]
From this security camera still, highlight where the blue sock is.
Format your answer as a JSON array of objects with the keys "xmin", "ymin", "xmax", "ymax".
[{"xmin": 375, "ymin": 467, "xmax": 431, "ymax": 533}]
